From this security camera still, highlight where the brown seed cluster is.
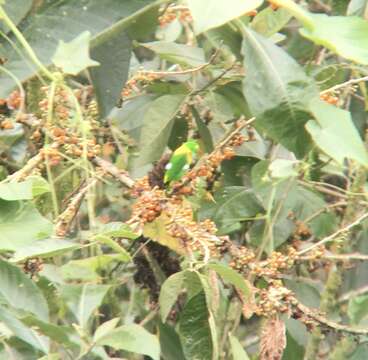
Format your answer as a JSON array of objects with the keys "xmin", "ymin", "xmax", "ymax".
[
  {"xmin": 37, "ymin": 85, "xmax": 101, "ymax": 161},
  {"xmin": 293, "ymin": 219, "xmax": 312, "ymax": 239},
  {"xmin": 164, "ymin": 201, "xmax": 223, "ymax": 258},
  {"xmin": 0, "ymin": 118, "xmax": 14, "ymax": 130},
  {"xmin": 255, "ymin": 280, "xmax": 298, "ymax": 317},
  {"xmin": 229, "ymin": 246, "xmax": 256, "ymax": 272},
  {"xmin": 320, "ymin": 92, "xmax": 339, "ymax": 105},
  {"xmin": 131, "ymin": 188, "xmax": 165, "ymax": 223},
  {"xmin": 252, "ymin": 248, "xmax": 298, "ymax": 278},
  {"xmin": 121, "ymin": 72, "xmax": 159, "ymax": 98},
  {"xmin": 158, "ymin": 5, "xmax": 192, "ymax": 27},
  {"xmin": 7, "ymin": 90, "xmax": 23, "ymax": 110}
]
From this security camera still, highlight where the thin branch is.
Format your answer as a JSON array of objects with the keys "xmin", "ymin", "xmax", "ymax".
[
  {"xmin": 320, "ymin": 75, "xmax": 368, "ymax": 95},
  {"xmin": 300, "ymin": 252, "xmax": 368, "ymax": 262},
  {"xmin": 338, "ymin": 285, "xmax": 368, "ymax": 303},
  {"xmin": 298, "ymin": 212, "xmax": 368, "ymax": 256},
  {"xmin": 93, "ymin": 156, "xmax": 135, "ymax": 188},
  {"xmin": 55, "ymin": 177, "xmax": 99, "ymax": 237},
  {"xmin": 297, "ymin": 302, "xmax": 368, "ymax": 335},
  {"xmin": 138, "ymin": 48, "xmax": 220, "ymax": 77}
]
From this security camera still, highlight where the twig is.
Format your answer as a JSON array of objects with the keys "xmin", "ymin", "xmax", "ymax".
[
  {"xmin": 6, "ymin": 152, "xmax": 44, "ymax": 182},
  {"xmin": 93, "ymin": 156, "xmax": 135, "ymax": 188},
  {"xmin": 338, "ymin": 285, "xmax": 368, "ymax": 303},
  {"xmin": 320, "ymin": 75, "xmax": 368, "ymax": 95},
  {"xmin": 300, "ymin": 252, "xmax": 368, "ymax": 262},
  {"xmin": 138, "ymin": 49, "xmax": 220, "ymax": 77},
  {"xmin": 298, "ymin": 212, "xmax": 368, "ymax": 256},
  {"xmin": 297, "ymin": 302, "xmax": 368, "ymax": 335},
  {"xmin": 55, "ymin": 177, "xmax": 99, "ymax": 237}
]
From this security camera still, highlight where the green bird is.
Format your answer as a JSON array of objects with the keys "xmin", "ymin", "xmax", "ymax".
[{"xmin": 164, "ymin": 140, "xmax": 199, "ymax": 183}]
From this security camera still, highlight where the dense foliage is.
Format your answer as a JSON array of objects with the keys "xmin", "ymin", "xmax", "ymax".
[{"xmin": 1, "ymin": 0, "xmax": 368, "ymax": 359}]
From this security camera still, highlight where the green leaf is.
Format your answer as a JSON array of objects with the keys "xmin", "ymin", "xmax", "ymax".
[
  {"xmin": 21, "ymin": 315, "xmax": 76, "ymax": 348},
  {"xmin": 0, "ymin": 0, "xmax": 159, "ymax": 96},
  {"xmin": 347, "ymin": 0, "xmax": 368, "ymax": 17},
  {"xmin": 111, "ymin": 94, "xmax": 158, "ymax": 142},
  {"xmin": 60, "ymin": 284, "xmax": 110, "ymax": 328},
  {"xmin": 52, "ymin": 31, "xmax": 99, "ymax": 75},
  {"xmin": 96, "ymin": 323, "xmax": 160, "ymax": 360},
  {"xmin": 0, "ymin": 176, "xmax": 50, "ymax": 201},
  {"xmin": 242, "ymin": 27, "xmax": 318, "ymax": 157},
  {"xmin": 159, "ymin": 322, "xmax": 186, "ymax": 360},
  {"xmin": 199, "ymin": 186, "xmax": 263, "ymax": 232},
  {"xmin": 229, "ymin": 334, "xmax": 250, "ymax": 360},
  {"xmin": 208, "ymin": 263, "xmax": 252, "ymax": 301},
  {"xmin": 93, "ymin": 318, "xmax": 120, "ymax": 342},
  {"xmin": 135, "ymin": 94, "xmax": 187, "ymax": 166},
  {"xmin": 0, "ymin": 201, "xmax": 52, "ymax": 252},
  {"xmin": 250, "ymin": 7, "xmax": 292, "ymax": 37},
  {"xmin": 0, "ymin": 306, "xmax": 49, "ymax": 353},
  {"xmin": 187, "ymin": 0, "xmax": 263, "ymax": 34},
  {"xmin": 300, "ymin": 14, "xmax": 368, "ymax": 65},
  {"xmin": 61, "ymin": 254, "xmax": 129, "ymax": 281},
  {"xmin": 142, "ymin": 41, "xmax": 206, "ymax": 67},
  {"xmin": 90, "ymin": 31, "xmax": 130, "ymax": 118},
  {"xmin": 276, "ymin": 0, "xmax": 368, "ymax": 64},
  {"xmin": 159, "ymin": 271, "xmax": 187, "ymax": 322},
  {"xmin": 0, "ymin": 259, "xmax": 49, "ymax": 321},
  {"xmin": 10, "ymin": 238, "xmax": 79, "ymax": 263},
  {"xmin": 179, "ymin": 291, "xmax": 215, "ymax": 360},
  {"xmin": 96, "ymin": 222, "xmax": 138, "ymax": 239},
  {"xmin": 0, "ymin": 0, "xmax": 33, "ymax": 33},
  {"xmin": 269, "ymin": 159, "xmax": 299, "ymax": 179},
  {"xmin": 306, "ymin": 99, "xmax": 368, "ymax": 166},
  {"xmin": 348, "ymin": 294, "xmax": 368, "ymax": 324}
]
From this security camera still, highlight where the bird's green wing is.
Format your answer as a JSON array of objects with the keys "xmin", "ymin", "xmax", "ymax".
[{"xmin": 164, "ymin": 153, "xmax": 189, "ymax": 183}]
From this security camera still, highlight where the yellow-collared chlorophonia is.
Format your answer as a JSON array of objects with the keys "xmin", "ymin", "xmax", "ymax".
[{"xmin": 164, "ymin": 140, "xmax": 199, "ymax": 183}]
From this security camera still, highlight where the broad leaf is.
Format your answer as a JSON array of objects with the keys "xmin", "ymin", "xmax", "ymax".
[
  {"xmin": 21, "ymin": 315, "xmax": 76, "ymax": 348},
  {"xmin": 142, "ymin": 41, "xmax": 206, "ymax": 67},
  {"xmin": 159, "ymin": 271, "xmax": 187, "ymax": 322},
  {"xmin": 61, "ymin": 254, "xmax": 129, "ymax": 281},
  {"xmin": 135, "ymin": 94, "xmax": 187, "ymax": 166},
  {"xmin": 250, "ymin": 7, "xmax": 292, "ymax": 37},
  {"xmin": 199, "ymin": 186, "xmax": 263, "ymax": 232},
  {"xmin": 242, "ymin": 27, "xmax": 318, "ymax": 157},
  {"xmin": 96, "ymin": 222, "xmax": 138, "ymax": 239},
  {"xmin": 143, "ymin": 212, "xmax": 186, "ymax": 255},
  {"xmin": 0, "ymin": 200, "xmax": 52, "ymax": 251},
  {"xmin": 306, "ymin": 99, "xmax": 368, "ymax": 166},
  {"xmin": 187, "ymin": 0, "xmax": 263, "ymax": 34},
  {"xmin": 11, "ymin": 238, "xmax": 79, "ymax": 263},
  {"xmin": 347, "ymin": 0, "xmax": 368, "ymax": 17},
  {"xmin": 0, "ymin": 0, "xmax": 33, "ymax": 34},
  {"xmin": 90, "ymin": 32, "xmax": 131, "ymax": 118},
  {"xmin": 60, "ymin": 284, "xmax": 110, "ymax": 328},
  {"xmin": 274, "ymin": 0, "xmax": 368, "ymax": 64},
  {"xmin": 0, "ymin": 259, "xmax": 49, "ymax": 321},
  {"xmin": 96, "ymin": 324, "xmax": 160, "ymax": 360},
  {"xmin": 52, "ymin": 31, "xmax": 99, "ymax": 75},
  {"xmin": 0, "ymin": 0, "xmax": 159, "ymax": 96},
  {"xmin": 0, "ymin": 176, "xmax": 49, "ymax": 201},
  {"xmin": 179, "ymin": 291, "xmax": 215, "ymax": 360},
  {"xmin": 269, "ymin": 159, "xmax": 299, "ymax": 179},
  {"xmin": 348, "ymin": 294, "xmax": 368, "ymax": 324},
  {"xmin": 208, "ymin": 263, "xmax": 252, "ymax": 300},
  {"xmin": 159, "ymin": 322, "xmax": 186, "ymax": 360},
  {"xmin": 229, "ymin": 334, "xmax": 250, "ymax": 360},
  {"xmin": 0, "ymin": 306, "xmax": 49, "ymax": 353},
  {"xmin": 93, "ymin": 318, "xmax": 120, "ymax": 342}
]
